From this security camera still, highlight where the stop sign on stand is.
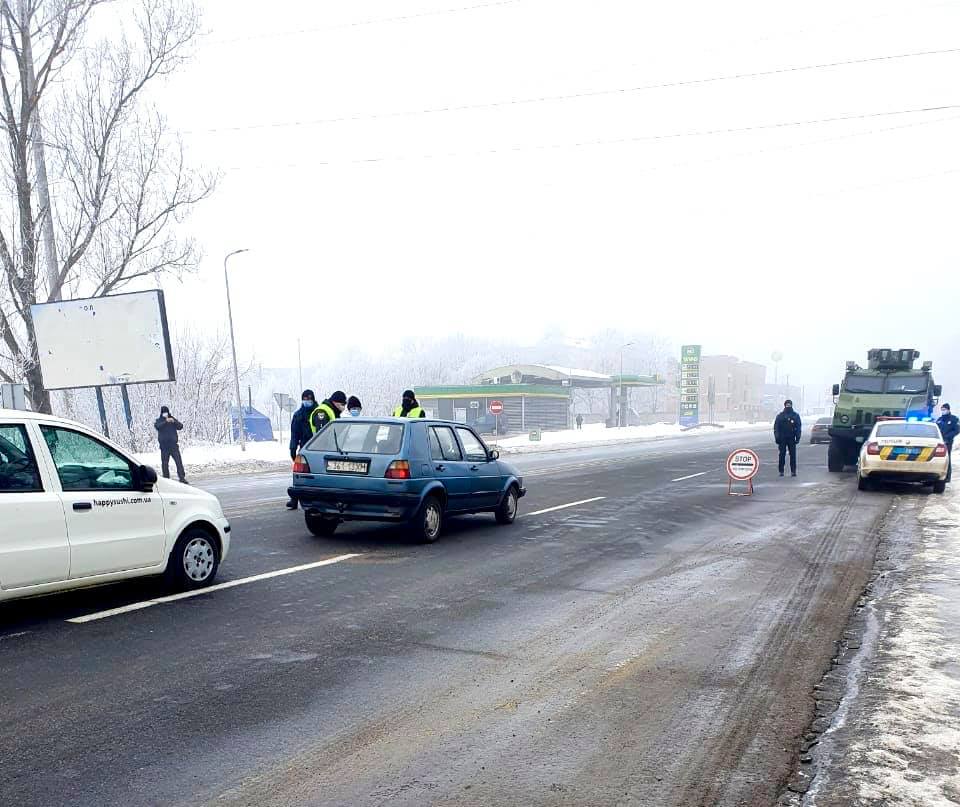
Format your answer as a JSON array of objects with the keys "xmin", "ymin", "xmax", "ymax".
[
  {"xmin": 726, "ymin": 448, "xmax": 760, "ymax": 496},
  {"xmin": 490, "ymin": 400, "xmax": 503, "ymax": 436}
]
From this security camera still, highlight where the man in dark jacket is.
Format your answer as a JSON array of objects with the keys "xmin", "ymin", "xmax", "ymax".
[
  {"xmin": 393, "ymin": 389, "xmax": 426, "ymax": 418},
  {"xmin": 311, "ymin": 391, "xmax": 347, "ymax": 432},
  {"xmin": 287, "ymin": 390, "xmax": 319, "ymax": 510},
  {"xmin": 154, "ymin": 406, "xmax": 187, "ymax": 483},
  {"xmin": 773, "ymin": 399, "xmax": 802, "ymax": 477},
  {"xmin": 937, "ymin": 403, "xmax": 959, "ymax": 482}
]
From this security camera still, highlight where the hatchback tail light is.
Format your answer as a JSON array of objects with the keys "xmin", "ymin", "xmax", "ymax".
[
  {"xmin": 385, "ymin": 460, "xmax": 411, "ymax": 480},
  {"xmin": 292, "ymin": 454, "xmax": 310, "ymax": 474},
  {"xmin": 934, "ymin": 443, "xmax": 948, "ymax": 457},
  {"xmin": 866, "ymin": 442, "xmax": 881, "ymax": 455}
]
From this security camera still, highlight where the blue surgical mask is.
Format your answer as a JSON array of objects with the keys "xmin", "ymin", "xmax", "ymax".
[
  {"xmin": 301, "ymin": 400, "xmax": 313, "ymax": 409},
  {"xmin": 349, "ymin": 408, "xmax": 361, "ymax": 417}
]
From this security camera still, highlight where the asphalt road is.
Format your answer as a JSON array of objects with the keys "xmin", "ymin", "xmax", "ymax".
[{"xmin": 0, "ymin": 429, "xmax": 905, "ymax": 806}]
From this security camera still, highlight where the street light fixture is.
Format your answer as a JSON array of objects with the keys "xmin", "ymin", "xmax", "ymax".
[
  {"xmin": 224, "ymin": 248, "xmax": 250, "ymax": 451},
  {"xmin": 619, "ymin": 341, "xmax": 636, "ymax": 427}
]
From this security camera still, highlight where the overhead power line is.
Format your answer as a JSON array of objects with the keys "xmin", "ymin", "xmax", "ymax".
[
  {"xmin": 209, "ymin": 0, "xmax": 524, "ymax": 45},
  {"xmin": 223, "ymin": 104, "xmax": 960, "ymax": 172},
  {"xmin": 188, "ymin": 47, "xmax": 960, "ymax": 136}
]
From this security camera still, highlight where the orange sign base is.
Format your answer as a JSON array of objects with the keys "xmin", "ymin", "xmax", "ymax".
[{"xmin": 727, "ymin": 477, "xmax": 754, "ymax": 496}]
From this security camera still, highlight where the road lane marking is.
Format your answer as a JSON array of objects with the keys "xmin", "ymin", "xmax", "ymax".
[
  {"xmin": 527, "ymin": 496, "xmax": 606, "ymax": 516},
  {"xmin": 67, "ymin": 554, "xmax": 362, "ymax": 624},
  {"xmin": 671, "ymin": 471, "xmax": 709, "ymax": 482}
]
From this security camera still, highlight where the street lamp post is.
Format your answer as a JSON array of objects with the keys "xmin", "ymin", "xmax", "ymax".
[
  {"xmin": 224, "ymin": 248, "xmax": 250, "ymax": 451},
  {"xmin": 619, "ymin": 342, "xmax": 635, "ymax": 427}
]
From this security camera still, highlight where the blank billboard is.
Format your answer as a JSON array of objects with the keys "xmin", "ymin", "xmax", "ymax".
[{"xmin": 31, "ymin": 290, "xmax": 175, "ymax": 390}]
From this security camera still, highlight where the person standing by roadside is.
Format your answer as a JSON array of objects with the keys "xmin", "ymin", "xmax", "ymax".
[
  {"xmin": 347, "ymin": 396, "xmax": 363, "ymax": 416},
  {"xmin": 393, "ymin": 389, "xmax": 426, "ymax": 418},
  {"xmin": 155, "ymin": 406, "xmax": 187, "ymax": 484},
  {"xmin": 287, "ymin": 390, "xmax": 319, "ymax": 510},
  {"xmin": 937, "ymin": 403, "xmax": 959, "ymax": 483},
  {"xmin": 774, "ymin": 399, "xmax": 802, "ymax": 477},
  {"xmin": 576, "ymin": 413, "xmax": 584, "ymax": 430},
  {"xmin": 311, "ymin": 391, "xmax": 347, "ymax": 432}
]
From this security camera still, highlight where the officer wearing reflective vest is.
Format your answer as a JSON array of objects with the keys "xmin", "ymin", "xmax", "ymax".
[
  {"xmin": 393, "ymin": 389, "xmax": 426, "ymax": 418},
  {"xmin": 311, "ymin": 390, "xmax": 347, "ymax": 433}
]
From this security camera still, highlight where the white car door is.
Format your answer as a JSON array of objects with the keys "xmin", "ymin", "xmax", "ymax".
[
  {"xmin": 39, "ymin": 424, "xmax": 166, "ymax": 579},
  {"xmin": 0, "ymin": 422, "xmax": 70, "ymax": 589}
]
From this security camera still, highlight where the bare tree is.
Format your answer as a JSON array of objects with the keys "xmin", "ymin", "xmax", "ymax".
[{"xmin": 0, "ymin": 0, "xmax": 213, "ymax": 412}]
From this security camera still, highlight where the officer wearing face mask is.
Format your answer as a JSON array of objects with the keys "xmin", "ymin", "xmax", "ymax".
[
  {"xmin": 347, "ymin": 396, "xmax": 363, "ymax": 417},
  {"xmin": 287, "ymin": 390, "xmax": 320, "ymax": 510}
]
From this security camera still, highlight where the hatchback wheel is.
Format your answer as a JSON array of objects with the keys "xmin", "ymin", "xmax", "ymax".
[
  {"xmin": 414, "ymin": 496, "xmax": 443, "ymax": 543},
  {"xmin": 166, "ymin": 528, "xmax": 220, "ymax": 590},
  {"xmin": 495, "ymin": 486, "xmax": 519, "ymax": 525},
  {"xmin": 305, "ymin": 512, "xmax": 339, "ymax": 537}
]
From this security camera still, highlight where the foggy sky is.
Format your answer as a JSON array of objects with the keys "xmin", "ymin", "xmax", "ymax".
[{"xmin": 151, "ymin": 0, "xmax": 960, "ymax": 393}]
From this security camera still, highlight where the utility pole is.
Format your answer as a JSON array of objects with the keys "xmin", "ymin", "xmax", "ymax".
[
  {"xmin": 224, "ymin": 249, "xmax": 250, "ymax": 451},
  {"xmin": 619, "ymin": 342, "xmax": 635, "ymax": 427}
]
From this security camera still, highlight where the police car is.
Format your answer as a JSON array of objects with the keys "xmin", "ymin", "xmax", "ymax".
[
  {"xmin": 0, "ymin": 409, "xmax": 230, "ymax": 604},
  {"xmin": 857, "ymin": 417, "xmax": 949, "ymax": 493}
]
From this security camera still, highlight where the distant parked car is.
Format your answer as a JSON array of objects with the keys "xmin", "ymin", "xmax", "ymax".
[
  {"xmin": 287, "ymin": 418, "xmax": 526, "ymax": 542},
  {"xmin": 810, "ymin": 417, "xmax": 832, "ymax": 444},
  {"xmin": 469, "ymin": 413, "xmax": 509, "ymax": 436}
]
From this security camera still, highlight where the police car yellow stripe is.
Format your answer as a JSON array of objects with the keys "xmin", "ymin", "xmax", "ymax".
[
  {"xmin": 918, "ymin": 447, "xmax": 935, "ymax": 462},
  {"xmin": 880, "ymin": 446, "xmax": 895, "ymax": 460}
]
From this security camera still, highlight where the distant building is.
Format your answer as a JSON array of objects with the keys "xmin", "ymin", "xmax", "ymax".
[
  {"xmin": 416, "ymin": 364, "xmax": 663, "ymax": 432},
  {"xmin": 698, "ymin": 355, "xmax": 766, "ymax": 422}
]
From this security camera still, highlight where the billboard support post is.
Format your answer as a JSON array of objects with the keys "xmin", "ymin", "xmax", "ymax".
[
  {"xmin": 95, "ymin": 387, "xmax": 110, "ymax": 438},
  {"xmin": 120, "ymin": 384, "xmax": 136, "ymax": 450}
]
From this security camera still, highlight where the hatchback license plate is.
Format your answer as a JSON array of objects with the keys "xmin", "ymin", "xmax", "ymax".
[{"xmin": 327, "ymin": 459, "xmax": 369, "ymax": 474}]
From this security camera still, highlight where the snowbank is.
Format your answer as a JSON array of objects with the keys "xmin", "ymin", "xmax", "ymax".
[
  {"xmin": 491, "ymin": 420, "xmax": 768, "ymax": 454},
  {"xmin": 132, "ymin": 419, "xmax": 776, "ymax": 477},
  {"xmin": 134, "ymin": 440, "xmax": 291, "ymax": 478}
]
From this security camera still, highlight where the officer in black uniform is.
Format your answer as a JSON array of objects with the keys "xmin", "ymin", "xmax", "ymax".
[
  {"xmin": 773, "ymin": 399, "xmax": 802, "ymax": 477},
  {"xmin": 287, "ymin": 390, "xmax": 320, "ymax": 510},
  {"xmin": 393, "ymin": 390, "xmax": 426, "ymax": 418},
  {"xmin": 937, "ymin": 403, "xmax": 959, "ymax": 483},
  {"xmin": 311, "ymin": 390, "xmax": 347, "ymax": 432}
]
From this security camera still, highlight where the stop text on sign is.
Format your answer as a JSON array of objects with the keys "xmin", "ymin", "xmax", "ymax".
[{"xmin": 726, "ymin": 448, "xmax": 760, "ymax": 481}]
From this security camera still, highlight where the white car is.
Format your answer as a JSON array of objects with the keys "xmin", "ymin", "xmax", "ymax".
[
  {"xmin": 0, "ymin": 408, "xmax": 230, "ymax": 604},
  {"xmin": 857, "ymin": 418, "xmax": 949, "ymax": 493}
]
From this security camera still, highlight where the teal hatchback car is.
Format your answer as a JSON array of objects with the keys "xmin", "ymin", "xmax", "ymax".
[{"xmin": 287, "ymin": 418, "xmax": 526, "ymax": 542}]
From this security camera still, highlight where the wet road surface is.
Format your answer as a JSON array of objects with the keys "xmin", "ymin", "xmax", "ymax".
[{"xmin": 0, "ymin": 430, "xmax": 908, "ymax": 806}]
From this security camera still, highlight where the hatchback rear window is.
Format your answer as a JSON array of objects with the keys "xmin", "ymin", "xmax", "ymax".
[
  {"xmin": 307, "ymin": 422, "xmax": 404, "ymax": 454},
  {"xmin": 876, "ymin": 423, "xmax": 939, "ymax": 439}
]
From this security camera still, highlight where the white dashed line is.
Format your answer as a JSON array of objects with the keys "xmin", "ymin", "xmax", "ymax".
[
  {"xmin": 527, "ymin": 497, "xmax": 606, "ymax": 516},
  {"xmin": 67, "ymin": 554, "xmax": 362, "ymax": 624},
  {"xmin": 671, "ymin": 471, "xmax": 709, "ymax": 482}
]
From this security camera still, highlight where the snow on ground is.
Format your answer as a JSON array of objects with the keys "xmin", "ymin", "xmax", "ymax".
[
  {"xmin": 134, "ymin": 440, "xmax": 291, "ymax": 478},
  {"xmin": 492, "ymin": 420, "xmax": 767, "ymax": 454},
  {"xmin": 807, "ymin": 487, "xmax": 960, "ymax": 806},
  {"xmin": 132, "ymin": 418, "xmax": 777, "ymax": 478}
]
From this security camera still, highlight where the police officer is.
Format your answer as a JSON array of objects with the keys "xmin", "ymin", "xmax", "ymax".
[
  {"xmin": 393, "ymin": 389, "xmax": 426, "ymax": 418},
  {"xmin": 937, "ymin": 403, "xmax": 959, "ymax": 482},
  {"xmin": 287, "ymin": 390, "xmax": 320, "ymax": 510},
  {"xmin": 774, "ymin": 399, "xmax": 802, "ymax": 477},
  {"xmin": 311, "ymin": 390, "xmax": 347, "ymax": 432}
]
